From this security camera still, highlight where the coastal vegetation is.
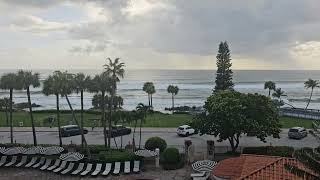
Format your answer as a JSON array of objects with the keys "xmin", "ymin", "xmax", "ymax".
[
  {"xmin": 74, "ymin": 73, "xmax": 91, "ymax": 148},
  {"xmin": 167, "ymin": 85, "xmax": 179, "ymax": 113},
  {"xmin": 142, "ymin": 82, "xmax": 156, "ymax": 109},
  {"xmin": 304, "ymin": 79, "xmax": 320, "ymax": 109},
  {"xmin": 192, "ymin": 90, "xmax": 281, "ymax": 152},
  {"xmin": 17, "ymin": 70, "xmax": 40, "ymax": 146},
  {"xmin": 0, "ymin": 72, "xmax": 18, "ymax": 144},
  {"xmin": 214, "ymin": 41, "xmax": 234, "ymax": 92},
  {"xmin": 264, "ymin": 81, "xmax": 276, "ymax": 97},
  {"xmin": 104, "ymin": 58, "xmax": 125, "ymax": 148}
]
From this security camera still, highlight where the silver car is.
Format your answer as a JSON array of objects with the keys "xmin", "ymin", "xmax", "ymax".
[{"xmin": 288, "ymin": 127, "xmax": 307, "ymax": 139}]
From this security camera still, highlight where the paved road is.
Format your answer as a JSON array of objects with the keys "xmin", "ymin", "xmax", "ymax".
[{"xmin": 0, "ymin": 128, "xmax": 319, "ymax": 152}]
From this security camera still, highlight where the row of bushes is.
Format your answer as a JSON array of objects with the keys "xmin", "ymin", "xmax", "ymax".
[
  {"xmin": 242, "ymin": 146, "xmax": 294, "ymax": 157},
  {"xmin": 98, "ymin": 149, "xmax": 141, "ymax": 162},
  {"xmin": 144, "ymin": 137, "xmax": 185, "ymax": 170}
]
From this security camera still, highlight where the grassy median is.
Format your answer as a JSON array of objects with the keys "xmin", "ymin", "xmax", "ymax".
[{"xmin": 0, "ymin": 111, "xmax": 315, "ymax": 128}]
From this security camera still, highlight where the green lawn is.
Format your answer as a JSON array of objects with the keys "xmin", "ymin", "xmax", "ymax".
[
  {"xmin": 0, "ymin": 111, "xmax": 315, "ymax": 128},
  {"xmin": 279, "ymin": 117, "xmax": 314, "ymax": 129},
  {"xmin": 0, "ymin": 111, "xmax": 192, "ymax": 128}
]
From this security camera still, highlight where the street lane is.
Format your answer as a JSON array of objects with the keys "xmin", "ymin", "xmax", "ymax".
[{"xmin": 0, "ymin": 130, "xmax": 319, "ymax": 152}]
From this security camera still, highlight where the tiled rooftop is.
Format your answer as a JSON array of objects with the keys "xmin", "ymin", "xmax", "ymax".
[{"xmin": 213, "ymin": 154, "xmax": 316, "ymax": 180}]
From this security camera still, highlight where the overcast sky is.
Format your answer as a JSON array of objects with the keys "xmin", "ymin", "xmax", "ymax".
[{"xmin": 1, "ymin": 0, "xmax": 320, "ymax": 70}]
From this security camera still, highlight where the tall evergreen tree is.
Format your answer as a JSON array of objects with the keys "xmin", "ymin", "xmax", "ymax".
[{"xmin": 214, "ymin": 41, "xmax": 234, "ymax": 92}]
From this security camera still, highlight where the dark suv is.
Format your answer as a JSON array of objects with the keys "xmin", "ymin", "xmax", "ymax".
[
  {"xmin": 107, "ymin": 125, "xmax": 131, "ymax": 137},
  {"xmin": 60, "ymin": 125, "xmax": 88, "ymax": 137}
]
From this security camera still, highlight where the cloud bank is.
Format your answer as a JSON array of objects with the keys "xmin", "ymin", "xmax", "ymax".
[{"xmin": 0, "ymin": 0, "xmax": 320, "ymax": 69}]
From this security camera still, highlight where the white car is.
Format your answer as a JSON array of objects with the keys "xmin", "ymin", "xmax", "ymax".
[{"xmin": 177, "ymin": 125, "xmax": 195, "ymax": 136}]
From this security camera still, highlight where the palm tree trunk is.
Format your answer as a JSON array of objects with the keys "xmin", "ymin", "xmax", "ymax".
[
  {"xmin": 101, "ymin": 91, "xmax": 107, "ymax": 148},
  {"xmin": 108, "ymin": 94, "xmax": 113, "ymax": 148},
  {"xmin": 65, "ymin": 95, "xmax": 91, "ymax": 158},
  {"xmin": 120, "ymin": 114, "xmax": 124, "ymax": 149},
  {"xmin": 5, "ymin": 105, "xmax": 9, "ymax": 127},
  {"xmin": 56, "ymin": 94, "xmax": 62, "ymax": 147},
  {"xmin": 306, "ymin": 88, "xmax": 314, "ymax": 109},
  {"xmin": 268, "ymin": 89, "xmax": 271, "ymax": 97},
  {"xmin": 172, "ymin": 94, "xmax": 174, "ymax": 113},
  {"xmin": 148, "ymin": 93, "xmax": 151, "ymax": 109},
  {"xmin": 139, "ymin": 119, "xmax": 142, "ymax": 149},
  {"xmin": 80, "ymin": 90, "xmax": 84, "ymax": 148},
  {"xmin": 151, "ymin": 94, "xmax": 153, "ymax": 108},
  {"xmin": 27, "ymin": 87, "xmax": 37, "ymax": 146},
  {"xmin": 9, "ymin": 89, "xmax": 13, "ymax": 144},
  {"xmin": 132, "ymin": 119, "xmax": 137, "ymax": 151}
]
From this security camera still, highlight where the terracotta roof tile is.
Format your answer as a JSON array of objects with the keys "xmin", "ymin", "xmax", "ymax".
[
  {"xmin": 213, "ymin": 154, "xmax": 317, "ymax": 180},
  {"xmin": 213, "ymin": 154, "xmax": 279, "ymax": 179}
]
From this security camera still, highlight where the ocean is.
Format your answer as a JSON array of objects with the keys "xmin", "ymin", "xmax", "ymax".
[{"xmin": 0, "ymin": 69, "xmax": 320, "ymax": 111}]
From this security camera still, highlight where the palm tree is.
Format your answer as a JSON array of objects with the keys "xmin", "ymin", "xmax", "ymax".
[
  {"xmin": 88, "ymin": 73, "xmax": 112, "ymax": 147},
  {"xmin": 285, "ymin": 148, "xmax": 320, "ymax": 179},
  {"xmin": 272, "ymin": 88, "xmax": 286, "ymax": 101},
  {"xmin": 131, "ymin": 110, "xmax": 139, "ymax": 151},
  {"xmin": 0, "ymin": 98, "xmax": 10, "ymax": 126},
  {"xmin": 143, "ymin": 82, "xmax": 156, "ymax": 109},
  {"xmin": 58, "ymin": 71, "xmax": 90, "ymax": 157},
  {"xmin": 74, "ymin": 73, "xmax": 91, "ymax": 148},
  {"xmin": 42, "ymin": 72, "xmax": 63, "ymax": 146},
  {"xmin": 114, "ymin": 96, "xmax": 123, "ymax": 109},
  {"xmin": 264, "ymin": 81, "xmax": 276, "ymax": 97},
  {"xmin": 104, "ymin": 58, "xmax": 125, "ymax": 148},
  {"xmin": 136, "ymin": 103, "xmax": 148, "ymax": 149},
  {"xmin": 167, "ymin": 85, "xmax": 179, "ymax": 113},
  {"xmin": 304, "ymin": 79, "xmax": 320, "ymax": 109},
  {"xmin": 272, "ymin": 88, "xmax": 287, "ymax": 107},
  {"xmin": 0, "ymin": 73, "xmax": 19, "ymax": 144},
  {"xmin": 17, "ymin": 70, "xmax": 40, "ymax": 146}
]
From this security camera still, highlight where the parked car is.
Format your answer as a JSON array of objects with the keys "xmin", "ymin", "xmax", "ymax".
[
  {"xmin": 107, "ymin": 125, "xmax": 132, "ymax": 137},
  {"xmin": 288, "ymin": 127, "xmax": 307, "ymax": 139},
  {"xmin": 177, "ymin": 125, "xmax": 195, "ymax": 136},
  {"xmin": 60, "ymin": 125, "xmax": 88, "ymax": 137}
]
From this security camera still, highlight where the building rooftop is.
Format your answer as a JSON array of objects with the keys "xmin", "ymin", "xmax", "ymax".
[{"xmin": 213, "ymin": 154, "xmax": 316, "ymax": 180}]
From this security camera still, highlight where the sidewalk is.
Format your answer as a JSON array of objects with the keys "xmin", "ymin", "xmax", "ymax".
[{"xmin": 0, "ymin": 127, "xmax": 177, "ymax": 133}]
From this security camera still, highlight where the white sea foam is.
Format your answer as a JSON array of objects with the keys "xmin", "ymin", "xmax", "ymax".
[{"xmin": 1, "ymin": 69, "xmax": 320, "ymax": 111}]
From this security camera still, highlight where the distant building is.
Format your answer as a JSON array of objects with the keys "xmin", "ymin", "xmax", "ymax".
[{"xmin": 212, "ymin": 154, "xmax": 316, "ymax": 180}]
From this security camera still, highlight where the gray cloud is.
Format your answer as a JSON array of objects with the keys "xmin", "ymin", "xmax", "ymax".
[
  {"xmin": 1, "ymin": 0, "xmax": 320, "ymax": 69},
  {"xmin": 64, "ymin": 0, "xmax": 320, "ymax": 65}
]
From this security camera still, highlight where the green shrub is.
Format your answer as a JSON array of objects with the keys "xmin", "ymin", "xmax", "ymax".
[
  {"xmin": 242, "ymin": 146, "xmax": 294, "ymax": 157},
  {"xmin": 98, "ymin": 149, "xmax": 140, "ymax": 162},
  {"xmin": 242, "ymin": 146, "xmax": 267, "ymax": 155},
  {"xmin": 145, "ymin": 137, "xmax": 167, "ymax": 152},
  {"xmin": 162, "ymin": 148, "xmax": 180, "ymax": 164},
  {"xmin": 161, "ymin": 148, "xmax": 184, "ymax": 170}
]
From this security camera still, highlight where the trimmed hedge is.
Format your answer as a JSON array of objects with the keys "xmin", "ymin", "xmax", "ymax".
[
  {"xmin": 163, "ymin": 148, "xmax": 180, "ymax": 164},
  {"xmin": 242, "ymin": 146, "xmax": 294, "ymax": 157},
  {"xmin": 145, "ymin": 137, "xmax": 167, "ymax": 152},
  {"xmin": 161, "ymin": 148, "xmax": 184, "ymax": 170},
  {"xmin": 98, "ymin": 149, "xmax": 140, "ymax": 162}
]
